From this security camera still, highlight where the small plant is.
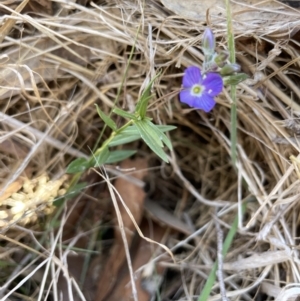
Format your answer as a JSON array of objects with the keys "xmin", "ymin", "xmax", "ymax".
[
  {"xmin": 179, "ymin": 28, "xmax": 247, "ymax": 112},
  {"xmin": 66, "ymin": 74, "xmax": 176, "ymax": 175}
]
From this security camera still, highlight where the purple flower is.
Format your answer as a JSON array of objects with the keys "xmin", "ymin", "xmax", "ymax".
[{"xmin": 179, "ymin": 66, "xmax": 223, "ymax": 112}]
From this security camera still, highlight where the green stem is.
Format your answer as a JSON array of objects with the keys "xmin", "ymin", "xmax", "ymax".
[
  {"xmin": 93, "ymin": 119, "xmax": 134, "ymax": 157},
  {"xmin": 230, "ymin": 85, "xmax": 237, "ymax": 165},
  {"xmin": 225, "ymin": 0, "xmax": 237, "ymax": 166},
  {"xmin": 198, "ymin": 2, "xmax": 241, "ymax": 300},
  {"xmin": 93, "ymin": 25, "xmax": 142, "ymax": 152}
]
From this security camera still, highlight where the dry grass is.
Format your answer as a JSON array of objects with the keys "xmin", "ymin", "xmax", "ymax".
[{"xmin": 1, "ymin": 0, "xmax": 300, "ymax": 300}]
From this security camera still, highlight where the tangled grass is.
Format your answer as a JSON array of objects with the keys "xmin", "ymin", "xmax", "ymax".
[{"xmin": 1, "ymin": 0, "xmax": 300, "ymax": 300}]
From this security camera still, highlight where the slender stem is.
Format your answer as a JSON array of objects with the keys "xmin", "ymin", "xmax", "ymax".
[
  {"xmin": 69, "ymin": 25, "xmax": 142, "ymax": 190},
  {"xmin": 198, "ymin": 2, "xmax": 241, "ymax": 300},
  {"xmin": 93, "ymin": 119, "xmax": 134, "ymax": 157},
  {"xmin": 225, "ymin": 0, "xmax": 237, "ymax": 166},
  {"xmin": 230, "ymin": 85, "xmax": 237, "ymax": 165},
  {"xmin": 93, "ymin": 25, "xmax": 141, "ymax": 152}
]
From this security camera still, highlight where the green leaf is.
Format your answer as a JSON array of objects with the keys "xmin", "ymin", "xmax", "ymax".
[
  {"xmin": 93, "ymin": 146, "xmax": 110, "ymax": 167},
  {"xmin": 105, "ymin": 150, "xmax": 137, "ymax": 164},
  {"xmin": 135, "ymin": 72, "xmax": 160, "ymax": 118},
  {"xmin": 157, "ymin": 125, "xmax": 177, "ymax": 132},
  {"xmin": 108, "ymin": 124, "xmax": 176, "ymax": 147},
  {"xmin": 66, "ymin": 158, "xmax": 92, "ymax": 174},
  {"xmin": 135, "ymin": 95, "xmax": 153, "ymax": 119},
  {"xmin": 223, "ymin": 73, "xmax": 248, "ymax": 85},
  {"xmin": 145, "ymin": 119, "xmax": 173, "ymax": 150},
  {"xmin": 135, "ymin": 119, "xmax": 169, "ymax": 162},
  {"xmin": 109, "ymin": 124, "xmax": 142, "ymax": 147},
  {"xmin": 66, "ymin": 148, "xmax": 112, "ymax": 174},
  {"xmin": 109, "ymin": 132, "xmax": 141, "ymax": 147},
  {"xmin": 95, "ymin": 104, "xmax": 117, "ymax": 131},
  {"xmin": 113, "ymin": 108, "xmax": 136, "ymax": 120},
  {"xmin": 54, "ymin": 182, "xmax": 88, "ymax": 206}
]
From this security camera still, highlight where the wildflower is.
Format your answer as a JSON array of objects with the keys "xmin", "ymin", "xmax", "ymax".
[{"xmin": 179, "ymin": 66, "xmax": 223, "ymax": 112}]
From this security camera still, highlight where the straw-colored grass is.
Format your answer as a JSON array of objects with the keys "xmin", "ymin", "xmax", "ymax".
[{"xmin": 1, "ymin": 0, "xmax": 300, "ymax": 300}]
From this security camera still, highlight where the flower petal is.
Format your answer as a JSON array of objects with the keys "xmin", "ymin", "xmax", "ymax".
[
  {"xmin": 179, "ymin": 89, "xmax": 194, "ymax": 106},
  {"xmin": 202, "ymin": 72, "xmax": 223, "ymax": 96},
  {"xmin": 180, "ymin": 89, "xmax": 216, "ymax": 112},
  {"xmin": 182, "ymin": 66, "xmax": 202, "ymax": 88},
  {"xmin": 193, "ymin": 93, "xmax": 216, "ymax": 112}
]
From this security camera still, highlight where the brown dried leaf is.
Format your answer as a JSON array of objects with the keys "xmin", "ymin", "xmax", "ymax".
[
  {"xmin": 57, "ymin": 174, "xmax": 110, "ymax": 301},
  {"xmin": 107, "ymin": 220, "xmax": 167, "ymax": 301},
  {"xmin": 94, "ymin": 158, "xmax": 148, "ymax": 301}
]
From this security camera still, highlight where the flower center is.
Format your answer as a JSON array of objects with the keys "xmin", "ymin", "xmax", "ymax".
[{"xmin": 191, "ymin": 84, "xmax": 204, "ymax": 96}]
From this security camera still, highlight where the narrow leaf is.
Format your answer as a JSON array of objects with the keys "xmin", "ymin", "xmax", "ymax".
[
  {"xmin": 138, "ymin": 120, "xmax": 164, "ymax": 148},
  {"xmin": 157, "ymin": 125, "xmax": 177, "ymax": 132},
  {"xmin": 66, "ymin": 158, "xmax": 91, "ymax": 174},
  {"xmin": 145, "ymin": 119, "xmax": 173, "ymax": 150},
  {"xmin": 135, "ymin": 94, "xmax": 153, "ymax": 119},
  {"xmin": 135, "ymin": 72, "xmax": 160, "ymax": 118},
  {"xmin": 108, "ymin": 124, "xmax": 176, "ymax": 147},
  {"xmin": 93, "ymin": 147, "xmax": 110, "ymax": 167},
  {"xmin": 95, "ymin": 104, "xmax": 117, "ymax": 131},
  {"xmin": 135, "ymin": 120, "xmax": 169, "ymax": 162},
  {"xmin": 109, "ymin": 124, "xmax": 140, "ymax": 146},
  {"xmin": 54, "ymin": 182, "xmax": 88, "ymax": 206},
  {"xmin": 113, "ymin": 107, "xmax": 136, "ymax": 120},
  {"xmin": 105, "ymin": 150, "xmax": 137, "ymax": 164},
  {"xmin": 108, "ymin": 132, "xmax": 141, "ymax": 147}
]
